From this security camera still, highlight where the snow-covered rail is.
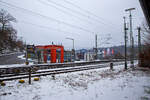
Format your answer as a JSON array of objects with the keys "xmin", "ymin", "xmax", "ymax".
[
  {"xmin": 0, "ymin": 59, "xmax": 124, "ymax": 75},
  {"xmin": 0, "ymin": 61, "xmax": 125, "ymax": 81}
]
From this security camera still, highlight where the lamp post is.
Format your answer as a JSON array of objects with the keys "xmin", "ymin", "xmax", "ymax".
[
  {"xmin": 125, "ymin": 8, "xmax": 135, "ymax": 68},
  {"xmin": 123, "ymin": 16, "xmax": 128, "ymax": 70},
  {"xmin": 66, "ymin": 37, "xmax": 75, "ymax": 62}
]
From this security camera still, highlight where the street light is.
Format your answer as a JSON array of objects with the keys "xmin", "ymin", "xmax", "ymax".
[
  {"xmin": 66, "ymin": 37, "xmax": 75, "ymax": 62},
  {"xmin": 125, "ymin": 7, "xmax": 135, "ymax": 68},
  {"xmin": 125, "ymin": 8, "xmax": 135, "ymax": 12},
  {"xmin": 66, "ymin": 37, "xmax": 74, "ymax": 50}
]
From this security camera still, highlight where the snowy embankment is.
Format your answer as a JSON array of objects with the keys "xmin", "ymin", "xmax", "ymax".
[
  {"xmin": 1, "ymin": 62, "xmax": 150, "ymax": 100},
  {"xmin": 0, "ymin": 54, "xmax": 34, "ymax": 68},
  {"xmin": 18, "ymin": 54, "xmax": 36, "ymax": 63},
  {"xmin": 0, "ymin": 52, "xmax": 22, "ymax": 57}
]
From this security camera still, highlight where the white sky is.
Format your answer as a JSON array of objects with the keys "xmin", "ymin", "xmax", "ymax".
[{"xmin": 0, "ymin": 0, "xmax": 145, "ymax": 50}]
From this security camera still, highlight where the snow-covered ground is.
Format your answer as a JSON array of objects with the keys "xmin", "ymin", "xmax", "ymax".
[
  {"xmin": 0, "ymin": 63, "xmax": 150, "ymax": 100},
  {"xmin": 18, "ymin": 54, "xmax": 36, "ymax": 63},
  {"xmin": 0, "ymin": 63, "xmax": 34, "ymax": 68},
  {"xmin": 0, "ymin": 54, "xmax": 34, "ymax": 68},
  {"xmin": 0, "ymin": 54, "xmax": 122, "ymax": 68},
  {"xmin": 0, "ymin": 52, "xmax": 21, "ymax": 57}
]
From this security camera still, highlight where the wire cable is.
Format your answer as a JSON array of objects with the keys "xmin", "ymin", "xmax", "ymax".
[
  {"xmin": 37, "ymin": 0, "xmax": 120, "ymax": 34},
  {"xmin": 47, "ymin": 0, "xmax": 121, "ymax": 31},
  {"xmin": 38, "ymin": 0, "xmax": 93, "ymax": 25},
  {"xmin": 18, "ymin": 20, "xmax": 81, "ymax": 35},
  {"xmin": 38, "ymin": 0, "xmax": 121, "ymax": 33},
  {"xmin": 0, "ymin": 1, "xmax": 94, "ymax": 33}
]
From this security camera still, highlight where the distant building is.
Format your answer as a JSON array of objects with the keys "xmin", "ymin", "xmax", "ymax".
[{"xmin": 84, "ymin": 51, "xmax": 94, "ymax": 61}]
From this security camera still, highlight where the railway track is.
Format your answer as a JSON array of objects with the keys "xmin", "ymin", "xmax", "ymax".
[
  {"xmin": 0, "ymin": 61, "xmax": 125, "ymax": 81},
  {"xmin": 0, "ymin": 59, "xmax": 124, "ymax": 75}
]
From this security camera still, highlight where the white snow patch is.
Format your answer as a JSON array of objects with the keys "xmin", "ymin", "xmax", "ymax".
[
  {"xmin": 17, "ymin": 54, "xmax": 36, "ymax": 62},
  {"xmin": 1, "ymin": 62, "xmax": 150, "ymax": 100},
  {"xmin": 0, "ymin": 63, "xmax": 34, "ymax": 68},
  {"xmin": 0, "ymin": 52, "xmax": 21, "ymax": 57},
  {"xmin": 17, "ymin": 54, "xmax": 25, "ymax": 60}
]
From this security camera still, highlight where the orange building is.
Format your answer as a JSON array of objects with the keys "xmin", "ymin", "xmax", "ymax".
[{"xmin": 36, "ymin": 45, "xmax": 64, "ymax": 63}]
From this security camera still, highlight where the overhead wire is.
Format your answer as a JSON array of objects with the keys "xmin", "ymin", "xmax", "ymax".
[
  {"xmin": 38, "ymin": 0, "xmax": 93, "ymax": 25},
  {"xmin": 0, "ymin": 0, "xmax": 123, "ymax": 46},
  {"xmin": 0, "ymin": 1, "xmax": 123, "ymax": 48},
  {"xmin": 18, "ymin": 20, "xmax": 81, "ymax": 36},
  {"xmin": 16, "ymin": 20, "xmax": 95, "ymax": 44},
  {"xmin": 47, "ymin": 0, "xmax": 121, "ymax": 31},
  {"xmin": 37, "ymin": 0, "xmax": 121, "ymax": 33},
  {"xmin": 14, "ymin": 20, "xmax": 93, "ymax": 44},
  {"xmin": 0, "ymin": 1, "xmax": 94, "ymax": 33},
  {"xmin": 46, "ymin": 0, "xmax": 91, "ymax": 19},
  {"xmin": 63, "ymin": 0, "xmax": 117, "ymax": 25}
]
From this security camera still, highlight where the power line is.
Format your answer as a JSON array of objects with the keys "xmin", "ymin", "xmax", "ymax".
[
  {"xmin": 61, "ymin": 0, "xmax": 121, "ymax": 30},
  {"xmin": 62, "ymin": 0, "xmax": 100, "ymax": 19},
  {"xmin": 46, "ymin": 0, "xmax": 115, "ymax": 27},
  {"xmin": 18, "ymin": 20, "xmax": 98, "ymax": 41},
  {"xmin": 37, "ymin": 0, "xmax": 119, "ymax": 33},
  {"xmin": 19, "ymin": 20, "xmax": 80, "ymax": 36},
  {"xmin": 18, "ymin": 20, "xmax": 97, "ymax": 45},
  {"xmin": 0, "ymin": 0, "xmax": 120, "ymax": 36},
  {"xmin": 0, "ymin": 1, "xmax": 94, "ymax": 33},
  {"xmin": 38, "ymin": 0, "xmax": 93, "ymax": 25},
  {"xmin": 97, "ymin": 38, "xmax": 111, "ymax": 47},
  {"xmin": 46, "ymin": 0, "xmax": 91, "ymax": 19},
  {"xmin": 17, "ymin": 21, "xmax": 94, "ymax": 44}
]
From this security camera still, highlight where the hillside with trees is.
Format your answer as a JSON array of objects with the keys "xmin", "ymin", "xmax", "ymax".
[{"xmin": 0, "ymin": 9, "xmax": 25, "ymax": 53}]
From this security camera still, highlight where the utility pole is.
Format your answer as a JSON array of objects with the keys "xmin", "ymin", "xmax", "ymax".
[
  {"xmin": 125, "ymin": 8, "xmax": 135, "ymax": 68},
  {"xmin": 124, "ymin": 17, "xmax": 128, "ymax": 70},
  {"xmin": 72, "ymin": 39, "xmax": 75, "ymax": 61},
  {"xmin": 25, "ymin": 45, "xmax": 29, "ymax": 65},
  {"xmin": 137, "ymin": 27, "xmax": 141, "ymax": 66},
  {"xmin": 95, "ymin": 34, "xmax": 98, "ymax": 60}
]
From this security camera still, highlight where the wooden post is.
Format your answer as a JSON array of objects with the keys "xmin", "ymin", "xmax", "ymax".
[
  {"xmin": 52, "ymin": 74, "xmax": 55, "ymax": 80},
  {"xmin": 29, "ymin": 67, "xmax": 31, "ymax": 84},
  {"xmin": 110, "ymin": 62, "xmax": 113, "ymax": 70}
]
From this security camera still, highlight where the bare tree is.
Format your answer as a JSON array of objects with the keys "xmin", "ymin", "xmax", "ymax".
[{"xmin": 0, "ymin": 9, "xmax": 17, "ymax": 52}]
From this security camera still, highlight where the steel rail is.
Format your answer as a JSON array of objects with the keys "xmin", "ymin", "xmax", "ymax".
[
  {"xmin": 0, "ymin": 59, "xmax": 124, "ymax": 75},
  {"xmin": 0, "ymin": 62, "xmax": 125, "ymax": 81}
]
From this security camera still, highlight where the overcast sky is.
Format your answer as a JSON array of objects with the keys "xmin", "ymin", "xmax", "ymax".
[{"xmin": 0, "ymin": 0, "xmax": 145, "ymax": 50}]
